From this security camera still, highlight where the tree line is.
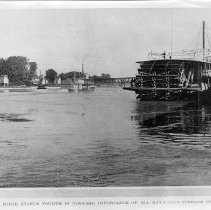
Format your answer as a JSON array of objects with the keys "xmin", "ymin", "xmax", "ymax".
[
  {"xmin": 0, "ymin": 56, "xmax": 37, "ymax": 86},
  {"xmin": 0, "ymin": 56, "xmax": 111, "ymax": 85},
  {"xmin": 0, "ymin": 56, "xmax": 58, "ymax": 85}
]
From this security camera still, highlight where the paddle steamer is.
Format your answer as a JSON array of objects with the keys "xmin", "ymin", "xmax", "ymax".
[{"xmin": 124, "ymin": 21, "xmax": 211, "ymax": 103}]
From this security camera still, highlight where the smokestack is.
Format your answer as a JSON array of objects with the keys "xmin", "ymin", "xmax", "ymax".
[{"xmin": 82, "ymin": 63, "xmax": 84, "ymax": 75}]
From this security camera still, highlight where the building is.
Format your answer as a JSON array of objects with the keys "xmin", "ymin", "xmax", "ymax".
[
  {"xmin": 0, "ymin": 75, "xmax": 9, "ymax": 86},
  {"xmin": 44, "ymin": 76, "xmax": 61, "ymax": 86},
  {"xmin": 61, "ymin": 78, "xmax": 73, "ymax": 86},
  {"xmin": 54, "ymin": 76, "xmax": 61, "ymax": 85},
  {"xmin": 84, "ymin": 73, "xmax": 89, "ymax": 79},
  {"xmin": 32, "ymin": 76, "xmax": 40, "ymax": 85}
]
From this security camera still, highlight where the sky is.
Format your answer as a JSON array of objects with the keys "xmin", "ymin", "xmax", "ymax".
[{"xmin": 1, "ymin": 7, "xmax": 211, "ymax": 77}]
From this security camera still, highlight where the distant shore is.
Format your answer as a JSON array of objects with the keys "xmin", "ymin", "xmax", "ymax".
[{"xmin": 0, "ymin": 85, "xmax": 61, "ymax": 89}]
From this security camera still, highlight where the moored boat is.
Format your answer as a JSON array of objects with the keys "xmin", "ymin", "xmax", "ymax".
[
  {"xmin": 37, "ymin": 84, "xmax": 47, "ymax": 89},
  {"xmin": 123, "ymin": 21, "xmax": 211, "ymax": 104}
]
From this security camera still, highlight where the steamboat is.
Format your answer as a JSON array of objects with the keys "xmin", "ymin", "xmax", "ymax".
[
  {"xmin": 68, "ymin": 63, "xmax": 95, "ymax": 92},
  {"xmin": 123, "ymin": 21, "xmax": 211, "ymax": 104}
]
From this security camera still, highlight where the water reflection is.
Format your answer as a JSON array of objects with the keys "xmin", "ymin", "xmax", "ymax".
[
  {"xmin": 0, "ymin": 113, "xmax": 32, "ymax": 122},
  {"xmin": 132, "ymin": 102, "xmax": 211, "ymax": 150}
]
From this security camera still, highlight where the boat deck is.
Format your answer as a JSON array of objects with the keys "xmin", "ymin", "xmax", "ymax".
[{"xmin": 123, "ymin": 87, "xmax": 203, "ymax": 92}]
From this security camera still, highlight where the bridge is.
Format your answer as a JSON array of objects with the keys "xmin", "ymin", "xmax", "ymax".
[{"xmin": 93, "ymin": 77, "xmax": 134, "ymax": 87}]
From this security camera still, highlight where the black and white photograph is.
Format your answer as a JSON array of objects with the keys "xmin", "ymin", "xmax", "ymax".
[{"xmin": 1, "ymin": 1, "xmax": 211, "ymax": 209}]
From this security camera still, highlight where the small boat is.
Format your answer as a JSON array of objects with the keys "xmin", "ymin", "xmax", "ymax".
[{"xmin": 37, "ymin": 84, "xmax": 47, "ymax": 89}]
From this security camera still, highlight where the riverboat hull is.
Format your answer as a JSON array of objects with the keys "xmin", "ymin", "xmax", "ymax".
[
  {"xmin": 123, "ymin": 59, "xmax": 211, "ymax": 104},
  {"xmin": 68, "ymin": 79, "xmax": 95, "ymax": 92}
]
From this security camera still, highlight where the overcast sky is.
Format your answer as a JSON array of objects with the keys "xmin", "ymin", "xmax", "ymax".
[{"xmin": 1, "ymin": 8, "xmax": 211, "ymax": 77}]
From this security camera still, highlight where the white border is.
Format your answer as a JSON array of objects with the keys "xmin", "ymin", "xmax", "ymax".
[
  {"xmin": 1, "ymin": 1, "xmax": 211, "ymax": 209},
  {"xmin": 0, "ymin": 0, "xmax": 209, "ymax": 9},
  {"xmin": 1, "ymin": 186, "xmax": 211, "ymax": 197}
]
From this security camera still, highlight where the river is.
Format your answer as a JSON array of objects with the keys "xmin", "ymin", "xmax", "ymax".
[{"xmin": 0, "ymin": 87, "xmax": 211, "ymax": 187}]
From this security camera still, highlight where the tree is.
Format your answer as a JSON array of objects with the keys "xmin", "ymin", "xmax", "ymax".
[
  {"xmin": 45, "ymin": 69, "xmax": 57, "ymax": 84},
  {"xmin": 101, "ymin": 73, "xmax": 111, "ymax": 78},
  {"xmin": 29, "ymin": 62, "xmax": 37, "ymax": 78},
  {"xmin": 59, "ymin": 73, "xmax": 67, "ymax": 81},
  {"xmin": 4, "ymin": 56, "xmax": 29, "ymax": 85},
  {"xmin": 59, "ymin": 71, "xmax": 84, "ymax": 81},
  {"xmin": 23, "ymin": 61, "xmax": 38, "ymax": 86},
  {"xmin": 0, "ymin": 56, "xmax": 38, "ymax": 86}
]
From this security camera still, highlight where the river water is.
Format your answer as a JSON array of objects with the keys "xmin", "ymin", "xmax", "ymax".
[{"xmin": 0, "ymin": 87, "xmax": 211, "ymax": 187}]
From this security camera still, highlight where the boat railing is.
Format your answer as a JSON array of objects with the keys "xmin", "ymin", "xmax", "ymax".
[{"xmin": 147, "ymin": 49, "xmax": 211, "ymax": 61}]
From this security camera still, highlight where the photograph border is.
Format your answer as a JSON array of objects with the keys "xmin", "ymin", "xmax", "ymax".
[{"xmin": 1, "ymin": 1, "xmax": 211, "ymax": 209}]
